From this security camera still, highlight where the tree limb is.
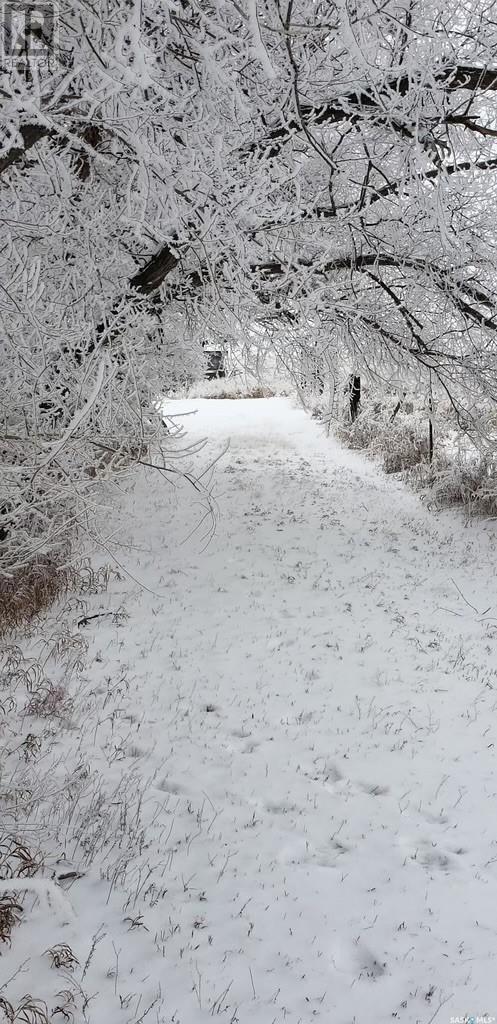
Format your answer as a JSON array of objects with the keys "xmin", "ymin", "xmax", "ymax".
[
  {"xmin": 253, "ymin": 65, "xmax": 497, "ymax": 155},
  {"xmin": 0, "ymin": 124, "xmax": 52, "ymax": 177}
]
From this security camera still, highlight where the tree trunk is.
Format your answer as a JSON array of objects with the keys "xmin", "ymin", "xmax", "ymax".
[
  {"xmin": 428, "ymin": 385, "xmax": 434, "ymax": 463},
  {"xmin": 390, "ymin": 391, "xmax": 407, "ymax": 423},
  {"xmin": 349, "ymin": 375, "xmax": 361, "ymax": 422}
]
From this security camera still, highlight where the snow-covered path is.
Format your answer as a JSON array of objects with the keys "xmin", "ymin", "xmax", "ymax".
[{"xmin": 9, "ymin": 398, "xmax": 497, "ymax": 1023}]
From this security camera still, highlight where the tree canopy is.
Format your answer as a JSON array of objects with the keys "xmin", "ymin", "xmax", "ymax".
[{"xmin": 2, "ymin": 0, "xmax": 497, "ymax": 567}]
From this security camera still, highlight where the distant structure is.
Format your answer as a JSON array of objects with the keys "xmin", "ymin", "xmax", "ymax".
[{"xmin": 204, "ymin": 348, "xmax": 226, "ymax": 379}]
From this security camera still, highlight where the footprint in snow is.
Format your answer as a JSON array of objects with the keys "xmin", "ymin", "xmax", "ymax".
[
  {"xmin": 330, "ymin": 938, "xmax": 387, "ymax": 980},
  {"xmin": 358, "ymin": 781, "xmax": 390, "ymax": 797},
  {"xmin": 265, "ymin": 797, "xmax": 299, "ymax": 815},
  {"xmin": 242, "ymin": 739, "xmax": 260, "ymax": 754},
  {"xmin": 126, "ymin": 745, "xmax": 148, "ymax": 759},
  {"xmin": 278, "ymin": 836, "xmax": 348, "ymax": 867},
  {"xmin": 415, "ymin": 845, "xmax": 453, "ymax": 870},
  {"xmin": 399, "ymin": 834, "xmax": 455, "ymax": 872},
  {"xmin": 156, "ymin": 778, "xmax": 186, "ymax": 795},
  {"xmin": 423, "ymin": 810, "xmax": 450, "ymax": 825},
  {"xmin": 300, "ymin": 760, "xmax": 343, "ymax": 784}
]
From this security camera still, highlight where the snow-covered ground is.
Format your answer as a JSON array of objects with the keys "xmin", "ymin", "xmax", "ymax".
[{"xmin": 3, "ymin": 398, "xmax": 497, "ymax": 1024}]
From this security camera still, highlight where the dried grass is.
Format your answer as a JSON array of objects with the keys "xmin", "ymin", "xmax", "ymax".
[
  {"xmin": 187, "ymin": 378, "xmax": 277, "ymax": 400},
  {"xmin": 0, "ymin": 837, "xmax": 40, "ymax": 946},
  {"xmin": 0, "ymin": 835, "xmax": 40, "ymax": 879},
  {"xmin": 0, "ymin": 557, "xmax": 118, "ymax": 638},
  {"xmin": 205, "ymin": 385, "xmax": 275, "ymax": 400},
  {"xmin": 44, "ymin": 944, "xmax": 79, "ymax": 971},
  {"xmin": 0, "ymin": 894, "xmax": 23, "ymax": 945},
  {"xmin": 51, "ymin": 991, "xmax": 76, "ymax": 1022},
  {"xmin": 334, "ymin": 393, "xmax": 497, "ymax": 516},
  {"xmin": 0, "ymin": 561, "xmax": 115, "ymax": 1020},
  {"xmin": 412, "ymin": 457, "xmax": 497, "ymax": 516},
  {"xmin": 0, "ymin": 996, "xmax": 51, "ymax": 1023},
  {"xmin": 337, "ymin": 407, "xmax": 430, "ymax": 473},
  {"xmin": 0, "ymin": 558, "xmax": 72, "ymax": 638},
  {"xmin": 72, "ymin": 563, "xmax": 119, "ymax": 595},
  {"xmin": 24, "ymin": 681, "xmax": 73, "ymax": 720}
]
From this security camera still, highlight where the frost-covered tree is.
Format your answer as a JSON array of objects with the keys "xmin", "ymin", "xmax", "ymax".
[
  {"xmin": 226, "ymin": 0, "xmax": 497, "ymax": 425},
  {"xmin": 155, "ymin": 0, "xmax": 497, "ymax": 424},
  {"xmin": 2, "ymin": 0, "xmax": 497, "ymax": 571}
]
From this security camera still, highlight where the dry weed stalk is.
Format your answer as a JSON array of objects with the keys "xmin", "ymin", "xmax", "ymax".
[
  {"xmin": 0, "ymin": 558, "xmax": 72, "ymax": 637},
  {"xmin": 0, "ymin": 836, "xmax": 39, "ymax": 879},
  {"xmin": 0, "ymin": 894, "xmax": 23, "ymax": 944},
  {"xmin": 0, "ymin": 836, "xmax": 39, "ymax": 945},
  {"xmin": 0, "ymin": 555, "xmax": 117, "ymax": 637},
  {"xmin": 24, "ymin": 682, "xmax": 73, "ymax": 721},
  {"xmin": 51, "ymin": 991, "xmax": 76, "ymax": 1022},
  {"xmin": 70, "ymin": 563, "xmax": 119, "ymax": 595},
  {"xmin": 204, "ymin": 386, "xmax": 274, "ymax": 400},
  {"xmin": 44, "ymin": 944, "xmax": 79, "ymax": 971},
  {"xmin": 0, "ymin": 995, "xmax": 51, "ymax": 1023}
]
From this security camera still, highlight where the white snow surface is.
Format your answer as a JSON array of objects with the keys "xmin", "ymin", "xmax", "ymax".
[{"xmin": 4, "ymin": 398, "xmax": 497, "ymax": 1023}]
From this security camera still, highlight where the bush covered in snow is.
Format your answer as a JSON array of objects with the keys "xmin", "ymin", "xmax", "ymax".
[
  {"xmin": 337, "ymin": 395, "xmax": 431, "ymax": 474},
  {"xmin": 412, "ymin": 455, "xmax": 497, "ymax": 516},
  {"xmin": 321, "ymin": 384, "xmax": 497, "ymax": 516},
  {"xmin": 186, "ymin": 374, "xmax": 292, "ymax": 400}
]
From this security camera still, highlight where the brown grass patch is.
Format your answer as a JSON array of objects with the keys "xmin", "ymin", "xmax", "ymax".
[
  {"xmin": 0, "ymin": 894, "xmax": 23, "ymax": 945},
  {"xmin": 0, "ymin": 834, "xmax": 40, "ymax": 879},
  {"xmin": 0, "ymin": 556, "xmax": 117, "ymax": 637},
  {"xmin": 0, "ymin": 557, "xmax": 72, "ymax": 637},
  {"xmin": 0, "ymin": 836, "xmax": 40, "ymax": 947},
  {"xmin": 0, "ymin": 995, "xmax": 51, "ymax": 1023}
]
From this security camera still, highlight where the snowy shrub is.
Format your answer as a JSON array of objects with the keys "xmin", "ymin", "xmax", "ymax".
[
  {"xmin": 412, "ymin": 456, "xmax": 497, "ymax": 516},
  {"xmin": 380, "ymin": 413, "xmax": 431, "ymax": 474},
  {"xmin": 330, "ymin": 383, "xmax": 497, "ymax": 515},
  {"xmin": 187, "ymin": 378, "xmax": 276, "ymax": 400},
  {"xmin": 336, "ymin": 394, "xmax": 431, "ymax": 473}
]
